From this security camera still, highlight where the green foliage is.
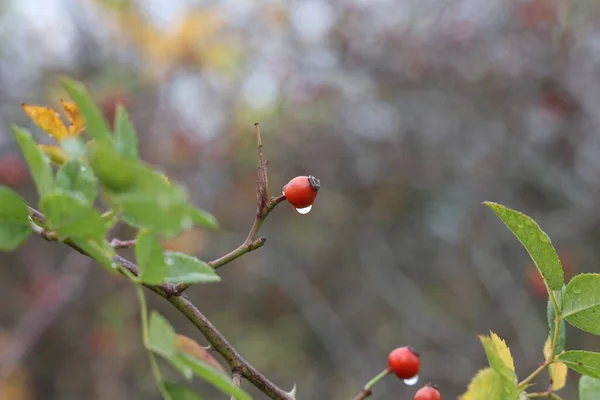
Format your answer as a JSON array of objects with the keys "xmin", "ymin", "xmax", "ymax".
[
  {"xmin": 55, "ymin": 158, "xmax": 98, "ymax": 205},
  {"xmin": 6, "ymin": 79, "xmax": 232, "ymax": 400},
  {"xmin": 580, "ymin": 376, "xmax": 600, "ymax": 400},
  {"xmin": 163, "ymin": 382, "xmax": 204, "ymax": 400},
  {"xmin": 62, "ymin": 77, "xmax": 113, "ymax": 146},
  {"xmin": 562, "ymin": 274, "xmax": 600, "ymax": 335},
  {"xmin": 558, "ymin": 351, "xmax": 600, "ymax": 378},
  {"xmin": 40, "ymin": 192, "xmax": 107, "ymax": 241},
  {"xmin": 90, "ymin": 142, "xmax": 137, "ymax": 191},
  {"xmin": 148, "ymin": 311, "xmax": 176, "ymax": 358},
  {"xmin": 188, "ymin": 207, "xmax": 219, "ymax": 230},
  {"xmin": 0, "ymin": 186, "xmax": 31, "ymax": 251},
  {"xmin": 484, "ymin": 202, "xmax": 564, "ymax": 290},
  {"xmin": 71, "ymin": 237, "xmax": 116, "ymax": 270},
  {"xmin": 114, "ymin": 105, "xmax": 139, "ymax": 160},
  {"xmin": 12, "ymin": 125, "xmax": 53, "ymax": 198},
  {"xmin": 460, "ymin": 368, "xmax": 519, "ymax": 400},
  {"xmin": 164, "ymin": 252, "xmax": 220, "ymax": 284},
  {"xmin": 136, "ymin": 230, "xmax": 167, "ymax": 285}
]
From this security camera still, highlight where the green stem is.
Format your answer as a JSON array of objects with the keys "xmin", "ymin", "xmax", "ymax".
[
  {"xmin": 517, "ymin": 362, "xmax": 550, "ymax": 390},
  {"xmin": 135, "ymin": 283, "xmax": 171, "ymax": 400},
  {"xmin": 517, "ymin": 287, "xmax": 562, "ymax": 390},
  {"xmin": 350, "ymin": 369, "xmax": 390, "ymax": 400},
  {"xmin": 364, "ymin": 369, "xmax": 391, "ymax": 390}
]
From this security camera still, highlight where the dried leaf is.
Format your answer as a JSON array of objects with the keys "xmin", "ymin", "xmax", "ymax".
[
  {"xmin": 61, "ymin": 100, "xmax": 85, "ymax": 135},
  {"xmin": 175, "ymin": 334, "xmax": 227, "ymax": 374},
  {"xmin": 21, "ymin": 104, "xmax": 69, "ymax": 141}
]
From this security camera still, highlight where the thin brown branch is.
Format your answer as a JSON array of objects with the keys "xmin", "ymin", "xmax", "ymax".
[
  {"xmin": 173, "ymin": 125, "xmax": 285, "ymax": 295},
  {"xmin": 166, "ymin": 294, "xmax": 293, "ymax": 400},
  {"xmin": 28, "ymin": 207, "xmax": 293, "ymax": 400},
  {"xmin": 28, "ymin": 207, "xmax": 179, "ymax": 297},
  {"xmin": 255, "ymin": 122, "xmax": 269, "ymax": 216},
  {"xmin": 173, "ymin": 194, "xmax": 285, "ymax": 294}
]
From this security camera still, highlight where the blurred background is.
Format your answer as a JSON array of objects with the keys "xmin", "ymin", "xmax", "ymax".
[{"xmin": 0, "ymin": 0, "xmax": 599, "ymax": 398}]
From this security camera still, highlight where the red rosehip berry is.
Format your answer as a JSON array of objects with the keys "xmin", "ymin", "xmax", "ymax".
[
  {"xmin": 283, "ymin": 175, "xmax": 320, "ymax": 209},
  {"xmin": 414, "ymin": 384, "xmax": 441, "ymax": 400},
  {"xmin": 388, "ymin": 346, "xmax": 420, "ymax": 379}
]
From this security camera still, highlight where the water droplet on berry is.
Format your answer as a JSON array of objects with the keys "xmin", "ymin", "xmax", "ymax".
[
  {"xmin": 403, "ymin": 375, "xmax": 419, "ymax": 386},
  {"xmin": 295, "ymin": 205, "xmax": 312, "ymax": 215}
]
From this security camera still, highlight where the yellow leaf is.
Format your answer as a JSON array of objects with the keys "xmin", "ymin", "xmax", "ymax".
[
  {"xmin": 479, "ymin": 332, "xmax": 516, "ymax": 383},
  {"xmin": 21, "ymin": 104, "xmax": 69, "ymax": 141},
  {"xmin": 460, "ymin": 368, "xmax": 516, "ymax": 400},
  {"xmin": 61, "ymin": 100, "xmax": 85, "ymax": 135},
  {"xmin": 543, "ymin": 336, "xmax": 568, "ymax": 391},
  {"xmin": 38, "ymin": 144, "xmax": 68, "ymax": 166},
  {"xmin": 490, "ymin": 331, "xmax": 515, "ymax": 372}
]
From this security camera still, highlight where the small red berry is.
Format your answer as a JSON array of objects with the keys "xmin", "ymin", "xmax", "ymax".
[
  {"xmin": 283, "ymin": 175, "xmax": 320, "ymax": 209},
  {"xmin": 388, "ymin": 346, "xmax": 420, "ymax": 379},
  {"xmin": 414, "ymin": 384, "xmax": 441, "ymax": 400}
]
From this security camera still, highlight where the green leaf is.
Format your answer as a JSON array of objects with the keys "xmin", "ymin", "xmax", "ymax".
[
  {"xmin": 12, "ymin": 125, "xmax": 53, "ymax": 198},
  {"xmin": 135, "ymin": 229, "xmax": 167, "ymax": 285},
  {"xmin": 177, "ymin": 355, "xmax": 251, "ymax": 400},
  {"xmin": 479, "ymin": 332, "xmax": 516, "ymax": 383},
  {"xmin": 164, "ymin": 382, "xmax": 203, "ymax": 400},
  {"xmin": 580, "ymin": 375, "xmax": 600, "ymax": 400},
  {"xmin": 71, "ymin": 237, "xmax": 117, "ymax": 271},
  {"xmin": 484, "ymin": 202, "xmax": 564, "ymax": 290},
  {"xmin": 40, "ymin": 191, "xmax": 106, "ymax": 241},
  {"xmin": 459, "ymin": 368, "xmax": 519, "ymax": 400},
  {"xmin": 121, "ymin": 200, "xmax": 191, "ymax": 238},
  {"xmin": 0, "ymin": 186, "xmax": 31, "ymax": 250},
  {"xmin": 102, "ymin": 162, "xmax": 194, "ymax": 237},
  {"xmin": 562, "ymin": 274, "xmax": 600, "ymax": 335},
  {"xmin": 62, "ymin": 78, "xmax": 113, "ymax": 146},
  {"xmin": 558, "ymin": 350, "xmax": 600, "ymax": 378},
  {"xmin": 188, "ymin": 207, "xmax": 218, "ymax": 230},
  {"xmin": 55, "ymin": 159, "xmax": 97, "ymax": 205},
  {"xmin": 90, "ymin": 142, "xmax": 137, "ymax": 192},
  {"xmin": 166, "ymin": 356, "xmax": 193, "ymax": 381},
  {"xmin": 114, "ymin": 105, "xmax": 139, "ymax": 160},
  {"xmin": 164, "ymin": 252, "xmax": 220, "ymax": 284},
  {"xmin": 148, "ymin": 311, "xmax": 176, "ymax": 358}
]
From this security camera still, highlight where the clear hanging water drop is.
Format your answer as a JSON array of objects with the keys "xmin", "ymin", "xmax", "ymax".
[
  {"xmin": 295, "ymin": 205, "xmax": 312, "ymax": 215},
  {"xmin": 403, "ymin": 375, "xmax": 419, "ymax": 386}
]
